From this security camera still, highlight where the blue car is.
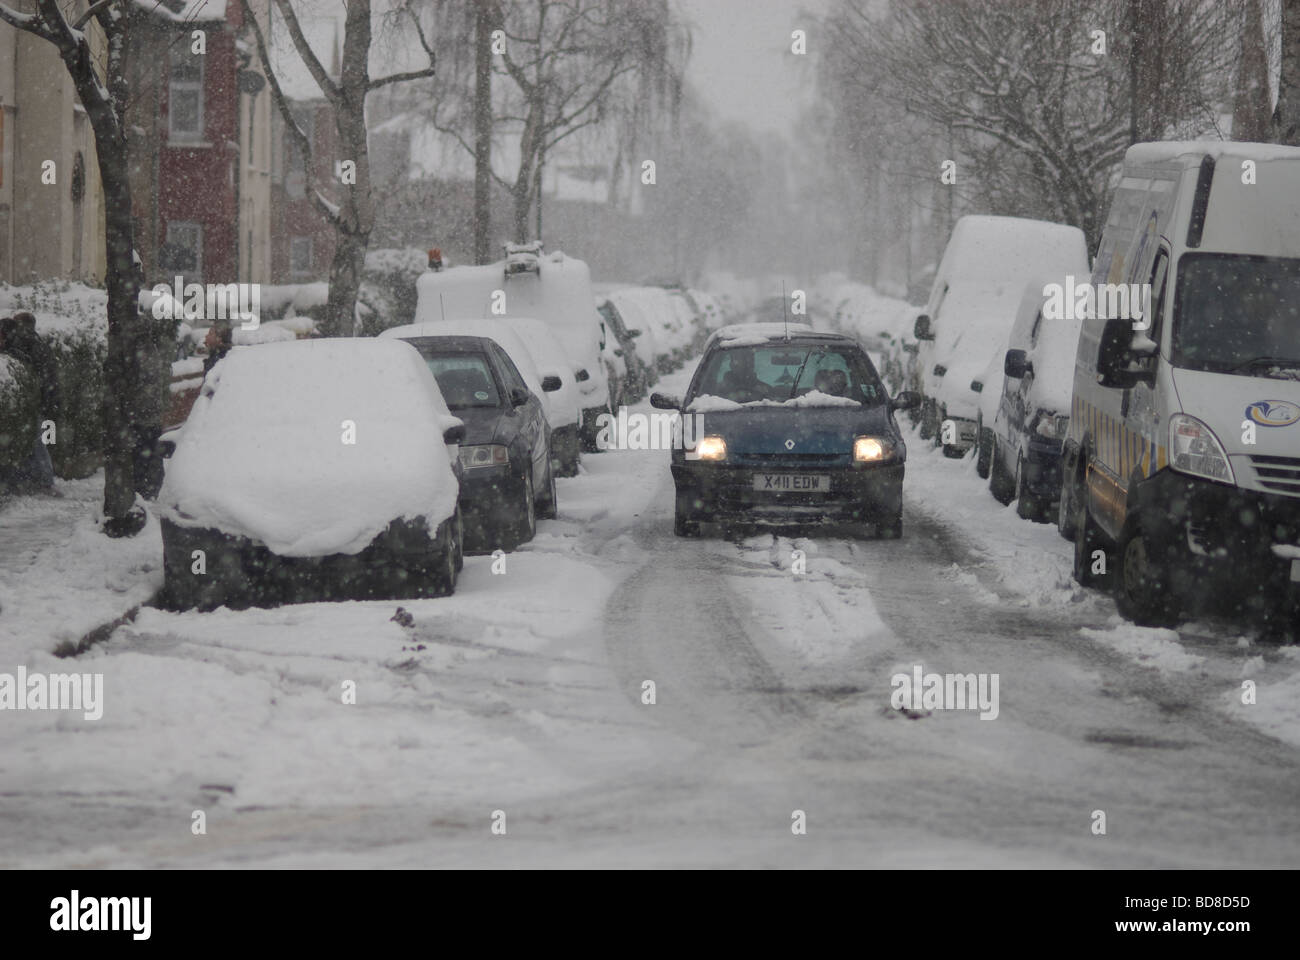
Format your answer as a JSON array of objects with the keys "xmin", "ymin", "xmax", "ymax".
[{"xmin": 651, "ymin": 325, "xmax": 921, "ymax": 538}]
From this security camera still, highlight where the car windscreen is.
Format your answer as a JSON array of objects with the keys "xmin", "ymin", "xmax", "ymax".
[
  {"xmin": 692, "ymin": 344, "xmax": 884, "ymax": 404},
  {"xmin": 1173, "ymin": 253, "xmax": 1300, "ymax": 376},
  {"xmin": 421, "ymin": 351, "xmax": 502, "ymax": 408}
]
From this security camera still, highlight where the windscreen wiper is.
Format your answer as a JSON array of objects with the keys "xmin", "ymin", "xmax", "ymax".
[{"xmin": 1231, "ymin": 356, "xmax": 1300, "ymax": 380}]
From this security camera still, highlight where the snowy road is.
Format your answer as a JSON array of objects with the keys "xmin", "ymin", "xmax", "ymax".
[{"xmin": 4, "ymin": 375, "xmax": 1300, "ymax": 868}]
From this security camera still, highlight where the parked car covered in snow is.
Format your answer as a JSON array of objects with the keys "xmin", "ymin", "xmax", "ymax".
[
  {"xmin": 414, "ymin": 245, "xmax": 611, "ymax": 453},
  {"xmin": 912, "ymin": 215, "xmax": 1089, "ymax": 456},
  {"xmin": 383, "ymin": 332, "xmax": 556, "ymax": 552},
  {"xmin": 596, "ymin": 297, "xmax": 652, "ymax": 405},
  {"xmin": 384, "ymin": 318, "xmax": 581, "ymax": 476},
  {"xmin": 986, "ymin": 275, "xmax": 1083, "ymax": 520},
  {"xmin": 652, "ymin": 324, "xmax": 920, "ymax": 538},
  {"xmin": 156, "ymin": 339, "xmax": 465, "ymax": 609}
]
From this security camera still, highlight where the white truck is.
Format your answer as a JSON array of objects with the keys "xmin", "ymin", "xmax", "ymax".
[{"xmin": 1062, "ymin": 141, "xmax": 1300, "ymax": 629}]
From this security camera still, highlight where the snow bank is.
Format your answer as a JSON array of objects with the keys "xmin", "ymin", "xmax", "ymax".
[{"xmin": 157, "ymin": 339, "xmax": 460, "ymax": 556}]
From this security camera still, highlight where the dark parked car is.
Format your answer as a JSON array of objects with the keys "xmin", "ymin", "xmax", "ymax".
[
  {"xmin": 652, "ymin": 325, "xmax": 921, "ymax": 538},
  {"xmin": 393, "ymin": 334, "xmax": 557, "ymax": 551},
  {"xmin": 156, "ymin": 339, "xmax": 465, "ymax": 609}
]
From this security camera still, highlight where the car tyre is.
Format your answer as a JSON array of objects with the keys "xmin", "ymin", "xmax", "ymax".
[
  {"xmin": 428, "ymin": 513, "xmax": 460, "ymax": 597},
  {"xmin": 505, "ymin": 471, "xmax": 536, "ymax": 549},
  {"xmin": 1072, "ymin": 494, "xmax": 1111, "ymax": 588},
  {"xmin": 989, "ymin": 439, "xmax": 1015, "ymax": 505},
  {"xmin": 975, "ymin": 425, "xmax": 993, "ymax": 479},
  {"xmin": 1114, "ymin": 519, "xmax": 1180, "ymax": 627},
  {"xmin": 1014, "ymin": 454, "xmax": 1048, "ymax": 522},
  {"xmin": 536, "ymin": 456, "xmax": 558, "ymax": 520},
  {"xmin": 674, "ymin": 488, "xmax": 701, "ymax": 538}
]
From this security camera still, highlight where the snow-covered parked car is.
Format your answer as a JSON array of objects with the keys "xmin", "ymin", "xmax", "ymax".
[
  {"xmin": 986, "ymin": 275, "xmax": 1083, "ymax": 520},
  {"xmin": 596, "ymin": 296, "xmax": 653, "ymax": 402},
  {"xmin": 156, "ymin": 339, "xmax": 466, "ymax": 609},
  {"xmin": 414, "ymin": 246, "xmax": 611, "ymax": 453},
  {"xmin": 913, "ymin": 215, "xmax": 1089, "ymax": 456},
  {"xmin": 384, "ymin": 318, "xmax": 581, "ymax": 476}
]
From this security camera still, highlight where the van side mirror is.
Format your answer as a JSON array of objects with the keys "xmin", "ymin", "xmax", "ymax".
[
  {"xmin": 1095, "ymin": 317, "xmax": 1151, "ymax": 389},
  {"xmin": 914, "ymin": 314, "xmax": 934, "ymax": 341},
  {"xmin": 1004, "ymin": 349, "xmax": 1031, "ymax": 379}
]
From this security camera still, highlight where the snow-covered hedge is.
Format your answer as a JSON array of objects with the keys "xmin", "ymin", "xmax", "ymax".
[{"xmin": 0, "ymin": 355, "xmax": 39, "ymax": 473}]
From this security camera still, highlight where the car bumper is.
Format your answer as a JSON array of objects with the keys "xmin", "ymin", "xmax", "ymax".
[
  {"xmin": 459, "ymin": 464, "xmax": 526, "ymax": 549},
  {"xmin": 671, "ymin": 458, "xmax": 904, "ymax": 525},
  {"xmin": 161, "ymin": 515, "xmax": 449, "ymax": 607},
  {"xmin": 1136, "ymin": 469, "xmax": 1300, "ymax": 609}
]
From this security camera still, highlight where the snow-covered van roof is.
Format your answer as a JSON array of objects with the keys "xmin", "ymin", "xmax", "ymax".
[
  {"xmin": 158, "ymin": 339, "xmax": 460, "ymax": 557},
  {"xmin": 1123, "ymin": 140, "xmax": 1300, "ymax": 168},
  {"xmin": 936, "ymin": 216, "xmax": 1088, "ymax": 286}
]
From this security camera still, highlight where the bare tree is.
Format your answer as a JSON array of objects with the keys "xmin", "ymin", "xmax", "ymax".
[
  {"xmin": 1275, "ymin": 0, "xmax": 1300, "ymax": 144},
  {"xmin": 819, "ymin": 0, "xmax": 1239, "ymax": 255},
  {"xmin": 429, "ymin": 0, "xmax": 686, "ymax": 244},
  {"xmin": 0, "ymin": 0, "xmax": 167, "ymax": 536},
  {"xmin": 239, "ymin": 0, "xmax": 436, "ymax": 337}
]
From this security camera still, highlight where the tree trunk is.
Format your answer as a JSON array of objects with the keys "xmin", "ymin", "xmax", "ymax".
[
  {"xmin": 325, "ymin": 229, "xmax": 368, "ymax": 337},
  {"xmin": 474, "ymin": 0, "xmax": 495, "ymax": 263},
  {"xmin": 1275, "ymin": 0, "xmax": 1300, "ymax": 145}
]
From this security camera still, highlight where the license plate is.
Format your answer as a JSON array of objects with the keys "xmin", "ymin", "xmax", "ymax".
[
  {"xmin": 754, "ymin": 474, "xmax": 827, "ymax": 492},
  {"xmin": 1292, "ymin": 559, "xmax": 1300, "ymax": 583}
]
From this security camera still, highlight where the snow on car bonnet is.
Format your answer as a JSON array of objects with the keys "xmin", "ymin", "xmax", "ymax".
[
  {"xmin": 157, "ymin": 339, "xmax": 460, "ymax": 557},
  {"xmin": 688, "ymin": 389, "xmax": 862, "ymax": 412}
]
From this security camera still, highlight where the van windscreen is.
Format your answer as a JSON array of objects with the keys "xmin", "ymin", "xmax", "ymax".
[{"xmin": 1172, "ymin": 253, "xmax": 1300, "ymax": 377}]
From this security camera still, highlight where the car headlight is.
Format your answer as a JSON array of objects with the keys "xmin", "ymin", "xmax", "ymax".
[
  {"xmin": 854, "ymin": 436, "xmax": 894, "ymax": 461},
  {"xmin": 695, "ymin": 435, "xmax": 727, "ymax": 461},
  {"xmin": 459, "ymin": 444, "xmax": 509, "ymax": 469},
  {"xmin": 1168, "ymin": 414, "xmax": 1234, "ymax": 484}
]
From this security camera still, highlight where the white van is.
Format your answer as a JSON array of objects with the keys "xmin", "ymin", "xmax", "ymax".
[
  {"xmin": 415, "ymin": 247, "xmax": 611, "ymax": 451},
  {"xmin": 1062, "ymin": 141, "xmax": 1300, "ymax": 628},
  {"xmin": 913, "ymin": 215, "xmax": 1089, "ymax": 456}
]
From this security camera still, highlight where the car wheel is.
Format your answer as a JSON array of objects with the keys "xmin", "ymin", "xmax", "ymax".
[
  {"xmin": 1014, "ymin": 454, "xmax": 1047, "ymax": 522},
  {"xmin": 1114, "ymin": 520, "xmax": 1179, "ymax": 627},
  {"xmin": 975, "ymin": 425, "xmax": 993, "ymax": 479},
  {"xmin": 454, "ymin": 507, "xmax": 464, "ymax": 572},
  {"xmin": 989, "ymin": 439, "xmax": 1015, "ymax": 505},
  {"xmin": 429, "ymin": 516, "xmax": 460, "ymax": 596},
  {"xmin": 1057, "ymin": 475, "xmax": 1078, "ymax": 542},
  {"xmin": 1072, "ymin": 493, "xmax": 1110, "ymax": 588},
  {"xmin": 536, "ymin": 456, "xmax": 558, "ymax": 520},
  {"xmin": 506, "ymin": 471, "xmax": 536, "ymax": 549},
  {"xmin": 674, "ymin": 488, "xmax": 701, "ymax": 537}
]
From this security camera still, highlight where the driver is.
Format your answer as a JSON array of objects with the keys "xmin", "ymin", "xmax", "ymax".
[{"xmin": 721, "ymin": 348, "xmax": 764, "ymax": 401}]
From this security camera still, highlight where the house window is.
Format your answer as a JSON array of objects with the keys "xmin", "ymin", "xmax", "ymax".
[
  {"xmin": 160, "ymin": 221, "xmax": 202, "ymax": 284},
  {"xmin": 169, "ymin": 44, "xmax": 204, "ymax": 140},
  {"xmin": 289, "ymin": 236, "xmax": 313, "ymax": 279}
]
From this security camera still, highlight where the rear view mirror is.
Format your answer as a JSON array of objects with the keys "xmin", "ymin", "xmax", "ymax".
[
  {"xmin": 771, "ymin": 353, "xmax": 803, "ymax": 366},
  {"xmin": 1004, "ymin": 348, "xmax": 1031, "ymax": 379},
  {"xmin": 509, "ymin": 387, "xmax": 530, "ymax": 407},
  {"xmin": 649, "ymin": 392, "xmax": 681, "ymax": 410},
  {"xmin": 1096, "ymin": 317, "xmax": 1145, "ymax": 389},
  {"xmin": 541, "ymin": 375, "xmax": 563, "ymax": 392},
  {"xmin": 443, "ymin": 422, "xmax": 467, "ymax": 444},
  {"xmin": 914, "ymin": 314, "xmax": 934, "ymax": 341}
]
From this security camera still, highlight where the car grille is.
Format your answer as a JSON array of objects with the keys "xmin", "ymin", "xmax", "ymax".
[{"xmin": 1249, "ymin": 455, "xmax": 1300, "ymax": 497}]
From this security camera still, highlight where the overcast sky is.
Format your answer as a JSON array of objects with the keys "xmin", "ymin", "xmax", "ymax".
[{"xmin": 676, "ymin": 0, "xmax": 830, "ymax": 136}]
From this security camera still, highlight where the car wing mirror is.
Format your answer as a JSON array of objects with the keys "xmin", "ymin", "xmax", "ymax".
[
  {"xmin": 650, "ymin": 392, "xmax": 682, "ymax": 410},
  {"xmin": 890, "ymin": 391, "xmax": 922, "ymax": 412},
  {"xmin": 541, "ymin": 375, "xmax": 563, "ymax": 392},
  {"xmin": 509, "ymin": 386, "xmax": 531, "ymax": 407},
  {"xmin": 914, "ymin": 314, "xmax": 934, "ymax": 341},
  {"xmin": 574, "ymin": 368, "xmax": 591, "ymax": 383},
  {"xmin": 1004, "ymin": 348, "xmax": 1031, "ymax": 379}
]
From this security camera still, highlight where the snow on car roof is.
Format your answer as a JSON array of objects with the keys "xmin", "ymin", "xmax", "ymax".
[
  {"xmin": 157, "ymin": 339, "xmax": 460, "ymax": 558},
  {"xmin": 939, "ymin": 216, "xmax": 1088, "ymax": 285},
  {"xmin": 1013, "ymin": 274, "xmax": 1085, "ymax": 415},
  {"xmin": 708, "ymin": 322, "xmax": 819, "ymax": 346}
]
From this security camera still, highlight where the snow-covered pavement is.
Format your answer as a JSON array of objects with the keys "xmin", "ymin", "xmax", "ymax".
[{"xmin": 3, "ymin": 370, "xmax": 1300, "ymax": 868}]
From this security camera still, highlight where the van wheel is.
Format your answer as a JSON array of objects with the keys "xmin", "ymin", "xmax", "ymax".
[
  {"xmin": 989, "ymin": 440, "xmax": 1015, "ymax": 505},
  {"xmin": 1072, "ymin": 496, "xmax": 1111, "ymax": 588},
  {"xmin": 1014, "ymin": 455, "xmax": 1047, "ymax": 522},
  {"xmin": 975, "ymin": 426, "xmax": 993, "ymax": 479},
  {"xmin": 1115, "ymin": 521, "xmax": 1180, "ymax": 627}
]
